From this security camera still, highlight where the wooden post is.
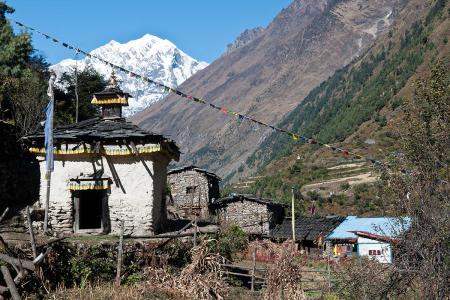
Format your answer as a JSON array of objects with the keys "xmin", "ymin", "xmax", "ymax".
[
  {"xmin": 193, "ymin": 215, "xmax": 198, "ymax": 247},
  {"xmin": 291, "ymin": 187, "xmax": 295, "ymax": 241},
  {"xmin": 327, "ymin": 255, "xmax": 331, "ymax": 293},
  {"xmin": 44, "ymin": 172, "xmax": 51, "ymax": 233},
  {"xmin": 1, "ymin": 266, "xmax": 21, "ymax": 300},
  {"xmin": 26, "ymin": 206, "xmax": 37, "ymax": 259},
  {"xmin": 74, "ymin": 53, "xmax": 79, "ymax": 123},
  {"xmin": 0, "ymin": 208, "xmax": 9, "ymax": 223},
  {"xmin": 251, "ymin": 247, "xmax": 256, "ymax": 292},
  {"xmin": 115, "ymin": 220, "xmax": 124, "ymax": 286},
  {"xmin": 0, "ymin": 254, "xmax": 35, "ymax": 271}
]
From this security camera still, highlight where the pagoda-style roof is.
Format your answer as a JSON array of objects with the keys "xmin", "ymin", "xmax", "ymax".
[
  {"xmin": 92, "ymin": 72, "xmax": 131, "ymax": 106},
  {"xmin": 92, "ymin": 85, "xmax": 131, "ymax": 106},
  {"xmin": 22, "ymin": 117, "xmax": 179, "ymax": 160}
]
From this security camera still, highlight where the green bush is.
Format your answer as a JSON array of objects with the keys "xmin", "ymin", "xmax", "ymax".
[
  {"xmin": 212, "ymin": 225, "xmax": 248, "ymax": 260},
  {"xmin": 340, "ymin": 182, "xmax": 350, "ymax": 190},
  {"xmin": 307, "ymin": 190, "xmax": 320, "ymax": 201}
]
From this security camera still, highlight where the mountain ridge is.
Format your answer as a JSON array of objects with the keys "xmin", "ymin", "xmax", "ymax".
[
  {"xmin": 51, "ymin": 34, "xmax": 208, "ymax": 116},
  {"xmin": 133, "ymin": 0, "xmax": 410, "ymax": 183},
  {"xmin": 229, "ymin": 0, "xmax": 449, "ymax": 215}
]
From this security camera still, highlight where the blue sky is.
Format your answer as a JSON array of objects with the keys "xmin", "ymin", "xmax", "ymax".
[{"xmin": 6, "ymin": 0, "xmax": 292, "ymax": 64}]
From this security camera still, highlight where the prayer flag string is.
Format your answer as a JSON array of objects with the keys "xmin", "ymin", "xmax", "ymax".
[{"xmin": 13, "ymin": 18, "xmax": 448, "ymax": 184}]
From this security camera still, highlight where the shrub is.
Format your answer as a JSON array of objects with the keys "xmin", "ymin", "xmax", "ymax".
[
  {"xmin": 212, "ymin": 225, "xmax": 248, "ymax": 260},
  {"xmin": 340, "ymin": 182, "xmax": 350, "ymax": 190}
]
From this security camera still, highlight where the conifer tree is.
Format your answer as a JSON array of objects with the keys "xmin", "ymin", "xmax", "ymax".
[{"xmin": 0, "ymin": 1, "xmax": 47, "ymax": 134}]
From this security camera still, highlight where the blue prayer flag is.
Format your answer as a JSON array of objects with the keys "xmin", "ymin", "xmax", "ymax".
[
  {"xmin": 44, "ymin": 74, "xmax": 56, "ymax": 175},
  {"xmin": 44, "ymin": 100, "xmax": 54, "ymax": 174}
]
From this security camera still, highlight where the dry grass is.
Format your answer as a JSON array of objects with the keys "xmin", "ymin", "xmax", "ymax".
[
  {"xmin": 43, "ymin": 284, "xmax": 173, "ymax": 300},
  {"xmin": 144, "ymin": 240, "xmax": 229, "ymax": 300},
  {"xmin": 262, "ymin": 241, "xmax": 306, "ymax": 300}
]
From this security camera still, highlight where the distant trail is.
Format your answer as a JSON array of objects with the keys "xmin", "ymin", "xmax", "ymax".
[
  {"xmin": 327, "ymin": 162, "xmax": 366, "ymax": 170},
  {"xmin": 302, "ymin": 172, "xmax": 377, "ymax": 190}
]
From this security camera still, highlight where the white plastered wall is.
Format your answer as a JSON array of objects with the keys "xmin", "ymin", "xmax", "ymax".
[
  {"xmin": 357, "ymin": 236, "xmax": 392, "ymax": 264},
  {"xmin": 36, "ymin": 151, "xmax": 169, "ymax": 236}
]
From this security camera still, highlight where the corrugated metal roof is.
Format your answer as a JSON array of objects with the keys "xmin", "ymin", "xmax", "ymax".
[{"xmin": 326, "ymin": 216, "xmax": 410, "ymax": 240}]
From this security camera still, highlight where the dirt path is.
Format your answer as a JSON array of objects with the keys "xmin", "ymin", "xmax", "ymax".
[
  {"xmin": 302, "ymin": 172, "xmax": 378, "ymax": 190},
  {"xmin": 327, "ymin": 162, "xmax": 366, "ymax": 170}
]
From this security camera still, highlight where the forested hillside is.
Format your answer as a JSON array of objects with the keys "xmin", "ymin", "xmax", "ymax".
[{"xmin": 231, "ymin": 0, "xmax": 449, "ymax": 216}]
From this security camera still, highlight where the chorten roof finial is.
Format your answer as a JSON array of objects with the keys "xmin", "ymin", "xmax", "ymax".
[
  {"xmin": 91, "ymin": 69, "xmax": 130, "ymax": 115},
  {"xmin": 108, "ymin": 69, "xmax": 118, "ymax": 88}
]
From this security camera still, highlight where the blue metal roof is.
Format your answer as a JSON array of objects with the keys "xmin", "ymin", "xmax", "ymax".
[{"xmin": 326, "ymin": 216, "xmax": 410, "ymax": 240}]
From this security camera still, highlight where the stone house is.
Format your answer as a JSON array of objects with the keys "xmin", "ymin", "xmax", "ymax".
[
  {"xmin": 210, "ymin": 194, "xmax": 286, "ymax": 235},
  {"xmin": 22, "ymin": 75, "xmax": 179, "ymax": 236},
  {"xmin": 167, "ymin": 166, "xmax": 221, "ymax": 220}
]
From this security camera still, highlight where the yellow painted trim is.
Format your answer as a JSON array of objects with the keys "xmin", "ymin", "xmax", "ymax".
[
  {"xmin": 91, "ymin": 95, "xmax": 128, "ymax": 105},
  {"xmin": 68, "ymin": 181, "xmax": 110, "ymax": 191},
  {"xmin": 29, "ymin": 144, "xmax": 162, "ymax": 156}
]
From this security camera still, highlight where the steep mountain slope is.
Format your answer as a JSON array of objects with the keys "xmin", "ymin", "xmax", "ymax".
[
  {"xmin": 232, "ymin": 0, "xmax": 449, "ymax": 215},
  {"xmin": 51, "ymin": 34, "xmax": 208, "ymax": 116},
  {"xmin": 133, "ymin": 0, "xmax": 409, "ymax": 182},
  {"xmin": 224, "ymin": 27, "xmax": 264, "ymax": 54},
  {"xmin": 251, "ymin": 0, "xmax": 449, "ymax": 170}
]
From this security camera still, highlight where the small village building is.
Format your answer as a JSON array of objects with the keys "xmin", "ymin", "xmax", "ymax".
[
  {"xmin": 270, "ymin": 216, "xmax": 345, "ymax": 255},
  {"xmin": 325, "ymin": 216, "xmax": 409, "ymax": 262},
  {"xmin": 351, "ymin": 231, "xmax": 393, "ymax": 264},
  {"xmin": 22, "ymin": 74, "xmax": 179, "ymax": 236},
  {"xmin": 210, "ymin": 194, "xmax": 286, "ymax": 235},
  {"xmin": 167, "ymin": 165, "xmax": 221, "ymax": 220}
]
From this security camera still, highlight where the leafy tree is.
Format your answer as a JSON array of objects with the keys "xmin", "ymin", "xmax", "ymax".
[
  {"xmin": 54, "ymin": 65, "xmax": 107, "ymax": 126},
  {"xmin": 379, "ymin": 63, "xmax": 449, "ymax": 298}
]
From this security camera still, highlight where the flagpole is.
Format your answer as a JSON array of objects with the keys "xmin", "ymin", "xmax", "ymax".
[
  {"xmin": 44, "ymin": 172, "xmax": 51, "ymax": 233},
  {"xmin": 43, "ymin": 72, "xmax": 56, "ymax": 233},
  {"xmin": 291, "ymin": 186, "xmax": 295, "ymax": 241}
]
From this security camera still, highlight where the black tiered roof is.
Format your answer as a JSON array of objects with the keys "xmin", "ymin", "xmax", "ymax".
[
  {"xmin": 270, "ymin": 216, "xmax": 345, "ymax": 242},
  {"xmin": 22, "ymin": 117, "xmax": 179, "ymax": 158},
  {"xmin": 93, "ymin": 85, "xmax": 131, "ymax": 102},
  {"xmin": 92, "ymin": 71, "xmax": 131, "ymax": 105},
  {"xmin": 168, "ymin": 165, "xmax": 221, "ymax": 181},
  {"xmin": 210, "ymin": 194, "xmax": 288, "ymax": 209},
  {"xmin": 23, "ymin": 71, "xmax": 179, "ymax": 159}
]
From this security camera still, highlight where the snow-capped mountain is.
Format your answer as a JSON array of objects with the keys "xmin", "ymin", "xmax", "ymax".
[{"xmin": 51, "ymin": 34, "xmax": 208, "ymax": 116}]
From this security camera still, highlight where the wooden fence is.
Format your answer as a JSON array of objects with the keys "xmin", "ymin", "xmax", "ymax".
[{"xmin": 219, "ymin": 249, "xmax": 337, "ymax": 294}]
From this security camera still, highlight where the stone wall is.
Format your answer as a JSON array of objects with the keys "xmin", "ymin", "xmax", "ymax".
[
  {"xmin": 34, "ymin": 150, "xmax": 169, "ymax": 236},
  {"xmin": 215, "ymin": 201, "xmax": 284, "ymax": 235},
  {"xmin": 167, "ymin": 170, "xmax": 219, "ymax": 220}
]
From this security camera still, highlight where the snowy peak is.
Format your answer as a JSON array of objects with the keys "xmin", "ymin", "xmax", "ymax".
[{"xmin": 51, "ymin": 34, "xmax": 208, "ymax": 116}]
